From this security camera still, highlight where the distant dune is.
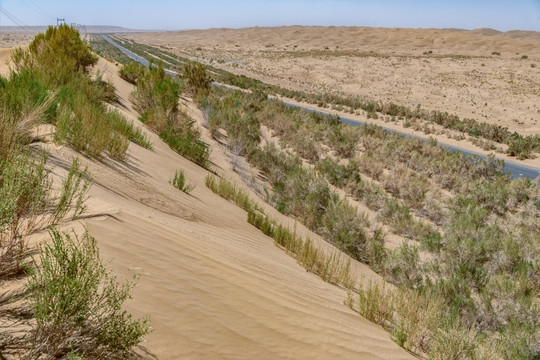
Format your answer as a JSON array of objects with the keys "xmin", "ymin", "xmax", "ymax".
[{"xmin": 130, "ymin": 26, "xmax": 540, "ymax": 56}]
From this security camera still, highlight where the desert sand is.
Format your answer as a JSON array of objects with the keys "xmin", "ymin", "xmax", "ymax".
[
  {"xmin": 0, "ymin": 45, "xmax": 415, "ymax": 359},
  {"xmin": 124, "ymin": 26, "xmax": 540, "ymax": 136}
]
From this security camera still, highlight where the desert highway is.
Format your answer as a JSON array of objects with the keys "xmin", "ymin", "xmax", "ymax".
[{"xmin": 101, "ymin": 34, "xmax": 540, "ymax": 179}]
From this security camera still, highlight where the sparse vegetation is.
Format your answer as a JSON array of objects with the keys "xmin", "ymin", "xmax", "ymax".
[
  {"xmin": 170, "ymin": 169, "xmax": 194, "ymax": 193},
  {"xmin": 206, "ymin": 175, "xmax": 356, "ymax": 289},
  {"xmin": 27, "ymin": 227, "xmax": 151, "ymax": 358},
  {"xmin": 0, "ymin": 26, "xmax": 151, "ymax": 358},
  {"xmin": 130, "ymin": 61, "xmax": 210, "ymax": 167},
  {"xmin": 92, "ymin": 35, "xmax": 540, "ymax": 360},
  {"xmin": 109, "ymin": 38, "xmax": 540, "ymax": 158},
  {"xmin": 199, "ymin": 82, "xmax": 539, "ymax": 359},
  {"xmin": 89, "ymin": 35, "xmax": 135, "ymax": 65}
]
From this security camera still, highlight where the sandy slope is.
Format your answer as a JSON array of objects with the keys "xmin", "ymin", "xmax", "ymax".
[
  {"xmin": 22, "ymin": 57, "xmax": 414, "ymax": 359},
  {"xmin": 0, "ymin": 48, "xmax": 15, "ymax": 76},
  {"xmin": 125, "ymin": 26, "xmax": 540, "ymax": 134}
]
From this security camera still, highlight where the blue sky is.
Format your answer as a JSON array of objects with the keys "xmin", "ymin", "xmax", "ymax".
[{"xmin": 1, "ymin": 0, "xmax": 539, "ymax": 31}]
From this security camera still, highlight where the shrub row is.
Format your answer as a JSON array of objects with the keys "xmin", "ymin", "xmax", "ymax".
[
  {"xmin": 205, "ymin": 175, "xmax": 356, "ymax": 288},
  {"xmin": 1, "ymin": 26, "xmax": 151, "ymax": 357},
  {"xmin": 127, "ymin": 61, "xmax": 210, "ymax": 168}
]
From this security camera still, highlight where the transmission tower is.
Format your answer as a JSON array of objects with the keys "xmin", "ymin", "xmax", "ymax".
[{"xmin": 56, "ymin": 17, "xmax": 65, "ymax": 26}]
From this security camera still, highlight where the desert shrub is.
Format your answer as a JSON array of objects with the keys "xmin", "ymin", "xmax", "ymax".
[
  {"xmin": 170, "ymin": 170, "xmax": 194, "ymax": 193},
  {"xmin": 379, "ymin": 198, "xmax": 436, "ymax": 241},
  {"xmin": 51, "ymin": 158, "xmax": 91, "ymax": 224},
  {"xmin": 7, "ymin": 29, "xmax": 148, "ymax": 160},
  {"xmin": 131, "ymin": 61, "xmax": 180, "ymax": 133},
  {"xmin": 287, "ymin": 128, "xmax": 320, "ymax": 162},
  {"xmin": 106, "ymin": 110, "xmax": 152, "ymax": 150},
  {"xmin": 320, "ymin": 198, "xmax": 369, "ymax": 260},
  {"xmin": 118, "ymin": 62, "xmax": 145, "ymax": 84},
  {"xmin": 203, "ymin": 89, "xmax": 262, "ymax": 156},
  {"xmin": 131, "ymin": 62, "xmax": 210, "ymax": 167},
  {"xmin": 365, "ymin": 228, "xmax": 387, "ymax": 272},
  {"xmin": 160, "ymin": 129, "xmax": 210, "ymax": 168},
  {"xmin": 327, "ymin": 126, "xmax": 359, "ymax": 158},
  {"xmin": 507, "ymin": 177, "xmax": 532, "ymax": 208},
  {"xmin": 506, "ymin": 133, "xmax": 538, "ymax": 160},
  {"xmin": 205, "ymin": 175, "xmax": 261, "ymax": 213},
  {"xmin": 315, "ymin": 157, "xmax": 361, "ymax": 188},
  {"xmin": 54, "ymin": 93, "xmax": 140, "ymax": 160},
  {"xmin": 247, "ymin": 210, "xmax": 274, "ymax": 237},
  {"xmin": 384, "ymin": 242, "xmax": 423, "ymax": 288},
  {"xmin": 182, "ymin": 61, "xmax": 212, "ymax": 97},
  {"xmin": 382, "ymin": 167, "xmax": 430, "ymax": 209},
  {"xmin": 247, "ymin": 209, "xmax": 356, "ymax": 288},
  {"xmin": 273, "ymin": 166, "xmax": 332, "ymax": 229},
  {"xmin": 207, "ymin": 176, "xmax": 356, "ymax": 288},
  {"xmin": 349, "ymin": 281, "xmax": 393, "ymax": 326},
  {"xmin": 12, "ymin": 25, "xmax": 96, "ymax": 76},
  {"xmin": 27, "ymin": 228, "xmax": 150, "ymax": 358},
  {"xmin": 0, "ymin": 153, "xmax": 50, "ymax": 280},
  {"xmin": 417, "ymin": 191, "xmax": 447, "ymax": 226},
  {"xmin": 349, "ymin": 179, "xmax": 388, "ymax": 211},
  {"xmin": 355, "ymin": 154, "xmax": 384, "ymax": 180},
  {"xmin": 465, "ymin": 177, "xmax": 509, "ymax": 215},
  {"xmin": 248, "ymin": 143, "xmax": 302, "ymax": 184},
  {"xmin": 429, "ymin": 323, "xmax": 477, "ymax": 360}
]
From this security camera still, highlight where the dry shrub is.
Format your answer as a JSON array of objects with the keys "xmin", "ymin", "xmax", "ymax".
[
  {"xmin": 27, "ymin": 228, "xmax": 150, "ymax": 359},
  {"xmin": 356, "ymin": 154, "xmax": 384, "ymax": 180}
]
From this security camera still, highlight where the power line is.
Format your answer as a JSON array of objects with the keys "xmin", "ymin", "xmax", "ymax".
[
  {"xmin": 26, "ymin": 0, "xmax": 54, "ymax": 19},
  {"xmin": 17, "ymin": 0, "xmax": 55, "ymax": 20},
  {"xmin": 0, "ymin": 6, "xmax": 30, "ymax": 29}
]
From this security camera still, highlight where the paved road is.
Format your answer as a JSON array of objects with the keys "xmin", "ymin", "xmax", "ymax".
[{"xmin": 101, "ymin": 35, "xmax": 540, "ymax": 179}]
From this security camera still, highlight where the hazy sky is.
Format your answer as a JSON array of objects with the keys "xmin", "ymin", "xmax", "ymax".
[{"xmin": 1, "ymin": 0, "xmax": 539, "ymax": 31}]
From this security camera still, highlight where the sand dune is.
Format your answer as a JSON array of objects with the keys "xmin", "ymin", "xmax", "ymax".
[
  {"xmin": 21, "ymin": 57, "xmax": 414, "ymax": 359},
  {"xmin": 0, "ymin": 48, "xmax": 15, "ymax": 75},
  {"xmin": 128, "ymin": 26, "xmax": 540, "ymax": 55},
  {"xmin": 0, "ymin": 44, "xmax": 415, "ymax": 358}
]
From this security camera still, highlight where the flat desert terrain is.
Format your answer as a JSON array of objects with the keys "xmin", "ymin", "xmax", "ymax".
[{"xmin": 124, "ymin": 26, "xmax": 540, "ymax": 136}]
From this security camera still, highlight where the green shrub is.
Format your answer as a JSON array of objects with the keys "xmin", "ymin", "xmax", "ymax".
[
  {"xmin": 131, "ymin": 61, "xmax": 180, "ymax": 133},
  {"xmin": 170, "ymin": 170, "xmax": 194, "ymax": 193},
  {"xmin": 183, "ymin": 61, "xmax": 212, "ymax": 97},
  {"xmin": 51, "ymin": 158, "xmax": 91, "ymax": 224},
  {"xmin": 131, "ymin": 61, "xmax": 210, "ymax": 167},
  {"xmin": 160, "ymin": 129, "xmax": 210, "ymax": 168},
  {"xmin": 13, "ymin": 25, "xmax": 96, "ymax": 76},
  {"xmin": 27, "ymin": 228, "xmax": 151, "ymax": 358},
  {"xmin": 106, "ymin": 110, "xmax": 153, "ymax": 150},
  {"xmin": 247, "ymin": 210, "xmax": 274, "ymax": 237},
  {"xmin": 316, "ymin": 157, "xmax": 360, "ymax": 188},
  {"xmin": 205, "ymin": 175, "xmax": 261, "ymax": 213},
  {"xmin": 385, "ymin": 242, "xmax": 423, "ymax": 288},
  {"xmin": 506, "ymin": 134, "xmax": 537, "ymax": 160},
  {"xmin": 0, "ymin": 153, "xmax": 50, "ymax": 280},
  {"xmin": 320, "ymin": 198, "xmax": 369, "ymax": 260},
  {"xmin": 118, "ymin": 62, "xmax": 145, "ymax": 84}
]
